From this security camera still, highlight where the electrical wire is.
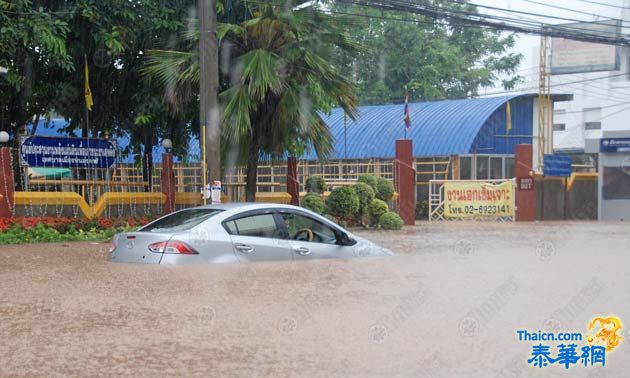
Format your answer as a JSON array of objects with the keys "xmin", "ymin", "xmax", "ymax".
[
  {"xmin": 572, "ymin": 0, "xmax": 630, "ymax": 9},
  {"xmin": 447, "ymin": 0, "xmax": 629, "ymax": 30},
  {"xmin": 334, "ymin": 0, "xmax": 630, "ymax": 45},
  {"xmin": 521, "ymin": 0, "xmax": 623, "ymax": 20}
]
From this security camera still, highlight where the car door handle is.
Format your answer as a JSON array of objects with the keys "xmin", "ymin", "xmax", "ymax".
[
  {"xmin": 235, "ymin": 243, "xmax": 254, "ymax": 253},
  {"xmin": 292, "ymin": 246, "xmax": 311, "ymax": 256}
]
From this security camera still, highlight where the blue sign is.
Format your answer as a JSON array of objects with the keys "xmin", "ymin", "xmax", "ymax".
[
  {"xmin": 20, "ymin": 136, "xmax": 116, "ymax": 168},
  {"xmin": 600, "ymin": 137, "xmax": 630, "ymax": 153},
  {"xmin": 544, "ymin": 154, "xmax": 572, "ymax": 177}
]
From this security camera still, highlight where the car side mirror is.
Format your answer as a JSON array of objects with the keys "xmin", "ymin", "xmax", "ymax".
[{"xmin": 338, "ymin": 232, "xmax": 357, "ymax": 246}]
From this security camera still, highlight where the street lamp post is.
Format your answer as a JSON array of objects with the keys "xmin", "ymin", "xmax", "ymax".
[
  {"xmin": 0, "ymin": 131, "xmax": 14, "ymax": 217},
  {"xmin": 161, "ymin": 138, "xmax": 176, "ymax": 214}
]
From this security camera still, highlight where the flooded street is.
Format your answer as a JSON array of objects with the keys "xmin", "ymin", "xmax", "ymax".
[{"xmin": 1, "ymin": 221, "xmax": 629, "ymax": 377}]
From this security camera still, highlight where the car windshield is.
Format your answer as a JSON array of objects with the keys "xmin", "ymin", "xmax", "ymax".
[{"xmin": 139, "ymin": 209, "xmax": 223, "ymax": 233}]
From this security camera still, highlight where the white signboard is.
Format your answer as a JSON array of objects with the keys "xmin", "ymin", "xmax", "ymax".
[{"xmin": 551, "ymin": 20, "xmax": 620, "ymax": 75}]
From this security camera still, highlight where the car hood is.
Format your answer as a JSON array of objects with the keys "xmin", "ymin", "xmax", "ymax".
[{"xmin": 351, "ymin": 235, "xmax": 394, "ymax": 257}]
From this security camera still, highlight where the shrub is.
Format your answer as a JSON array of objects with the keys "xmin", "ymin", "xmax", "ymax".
[
  {"xmin": 416, "ymin": 200, "xmax": 429, "ymax": 220},
  {"xmin": 357, "ymin": 175, "xmax": 378, "ymax": 191},
  {"xmin": 379, "ymin": 211, "xmax": 403, "ymax": 230},
  {"xmin": 302, "ymin": 193, "xmax": 325, "ymax": 214},
  {"xmin": 375, "ymin": 177, "xmax": 395, "ymax": 202},
  {"xmin": 323, "ymin": 214, "xmax": 338, "ymax": 224},
  {"xmin": 305, "ymin": 176, "xmax": 326, "ymax": 193},
  {"xmin": 352, "ymin": 182, "xmax": 375, "ymax": 221},
  {"xmin": 0, "ymin": 216, "xmax": 153, "ymax": 245},
  {"xmin": 326, "ymin": 187, "xmax": 359, "ymax": 219},
  {"xmin": 367, "ymin": 199, "xmax": 389, "ymax": 225}
]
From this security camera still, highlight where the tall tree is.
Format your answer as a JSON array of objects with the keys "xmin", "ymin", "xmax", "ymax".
[
  {"xmin": 145, "ymin": 1, "xmax": 361, "ymax": 201},
  {"xmin": 329, "ymin": 0, "xmax": 523, "ymax": 104}
]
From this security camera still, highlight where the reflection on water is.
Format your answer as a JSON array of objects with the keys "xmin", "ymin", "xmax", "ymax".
[{"xmin": 0, "ymin": 222, "xmax": 629, "ymax": 377}]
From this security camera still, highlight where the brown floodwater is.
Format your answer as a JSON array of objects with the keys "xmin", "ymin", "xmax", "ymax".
[{"xmin": 1, "ymin": 221, "xmax": 629, "ymax": 377}]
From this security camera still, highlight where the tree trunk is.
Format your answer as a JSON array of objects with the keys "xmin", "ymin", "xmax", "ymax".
[{"xmin": 245, "ymin": 128, "xmax": 259, "ymax": 202}]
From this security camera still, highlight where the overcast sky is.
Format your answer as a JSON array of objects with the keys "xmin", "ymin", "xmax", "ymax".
[{"xmin": 473, "ymin": 0, "xmax": 626, "ymax": 91}]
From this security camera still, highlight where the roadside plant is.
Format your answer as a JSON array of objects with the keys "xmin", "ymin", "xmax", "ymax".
[
  {"xmin": 305, "ymin": 176, "xmax": 326, "ymax": 194},
  {"xmin": 326, "ymin": 187, "xmax": 360, "ymax": 219},
  {"xmin": 375, "ymin": 177, "xmax": 395, "ymax": 202},
  {"xmin": 379, "ymin": 211, "xmax": 403, "ymax": 230},
  {"xmin": 352, "ymin": 182, "xmax": 375, "ymax": 225},
  {"xmin": 323, "ymin": 214, "xmax": 338, "ymax": 225},
  {"xmin": 358, "ymin": 175, "xmax": 378, "ymax": 191},
  {"xmin": 368, "ymin": 199, "xmax": 389, "ymax": 226},
  {"xmin": 302, "ymin": 193, "xmax": 325, "ymax": 214}
]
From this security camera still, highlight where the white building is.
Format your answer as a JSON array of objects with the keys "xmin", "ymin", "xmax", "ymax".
[{"xmin": 552, "ymin": 2, "xmax": 630, "ymax": 164}]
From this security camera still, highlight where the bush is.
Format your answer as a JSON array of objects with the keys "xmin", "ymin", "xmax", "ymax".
[
  {"xmin": 416, "ymin": 200, "xmax": 429, "ymax": 220},
  {"xmin": 0, "ymin": 216, "xmax": 153, "ymax": 245},
  {"xmin": 375, "ymin": 177, "xmax": 395, "ymax": 202},
  {"xmin": 326, "ymin": 187, "xmax": 359, "ymax": 219},
  {"xmin": 379, "ymin": 212, "xmax": 403, "ymax": 230},
  {"xmin": 367, "ymin": 199, "xmax": 389, "ymax": 225},
  {"xmin": 302, "ymin": 193, "xmax": 325, "ymax": 214},
  {"xmin": 305, "ymin": 176, "xmax": 326, "ymax": 193},
  {"xmin": 357, "ymin": 175, "xmax": 378, "ymax": 191},
  {"xmin": 352, "ymin": 182, "xmax": 375, "ymax": 221},
  {"xmin": 322, "ymin": 214, "xmax": 338, "ymax": 225}
]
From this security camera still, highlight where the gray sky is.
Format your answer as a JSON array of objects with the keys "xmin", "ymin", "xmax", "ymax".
[{"xmin": 473, "ymin": 0, "xmax": 625, "ymax": 91}]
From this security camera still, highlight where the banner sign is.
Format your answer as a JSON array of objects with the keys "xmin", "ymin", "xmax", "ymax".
[
  {"xmin": 551, "ymin": 20, "xmax": 620, "ymax": 75},
  {"xmin": 600, "ymin": 137, "xmax": 630, "ymax": 153},
  {"xmin": 544, "ymin": 154, "xmax": 572, "ymax": 177},
  {"xmin": 444, "ymin": 181, "xmax": 514, "ymax": 218},
  {"xmin": 20, "ymin": 136, "xmax": 116, "ymax": 168}
]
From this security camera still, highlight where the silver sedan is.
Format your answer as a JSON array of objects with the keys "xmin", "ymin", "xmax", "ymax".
[{"xmin": 108, "ymin": 203, "xmax": 393, "ymax": 264}]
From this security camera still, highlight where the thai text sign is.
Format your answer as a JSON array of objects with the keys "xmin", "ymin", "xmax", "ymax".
[
  {"xmin": 20, "ymin": 136, "xmax": 116, "ymax": 168},
  {"xmin": 444, "ymin": 181, "xmax": 514, "ymax": 218}
]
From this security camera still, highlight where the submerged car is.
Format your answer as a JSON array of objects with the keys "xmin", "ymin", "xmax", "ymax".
[{"xmin": 108, "ymin": 203, "xmax": 393, "ymax": 264}]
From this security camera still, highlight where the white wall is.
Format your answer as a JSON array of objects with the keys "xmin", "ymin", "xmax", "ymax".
[{"xmin": 552, "ymin": 1, "xmax": 630, "ymax": 153}]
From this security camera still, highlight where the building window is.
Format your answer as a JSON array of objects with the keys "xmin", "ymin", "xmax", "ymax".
[
  {"xmin": 459, "ymin": 157, "xmax": 472, "ymax": 179},
  {"xmin": 602, "ymin": 167, "xmax": 630, "ymax": 200},
  {"xmin": 476, "ymin": 156, "xmax": 490, "ymax": 180},
  {"xmin": 553, "ymin": 123, "xmax": 566, "ymax": 131},
  {"xmin": 583, "ymin": 108, "xmax": 602, "ymax": 131}
]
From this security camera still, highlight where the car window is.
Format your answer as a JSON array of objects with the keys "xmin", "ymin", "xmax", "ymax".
[
  {"xmin": 140, "ymin": 209, "xmax": 223, "ymax": 233},
  {"xmin": 280, "ymin": 212, "xmax": 338, "ymax": 244},
  {"xmin": 228, "ymin": 214, "xmax": 280, "ymax": 238}
]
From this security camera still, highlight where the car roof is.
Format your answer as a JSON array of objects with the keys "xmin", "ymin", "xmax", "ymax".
[{"xmin": 193, "ymin": 202, "xmax": 302, "ymax": 212}]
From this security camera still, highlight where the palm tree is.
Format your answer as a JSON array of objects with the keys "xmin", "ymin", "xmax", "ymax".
[{"xmin": 144, "ymin": 1, "xmax": 360, "ymax": 201}]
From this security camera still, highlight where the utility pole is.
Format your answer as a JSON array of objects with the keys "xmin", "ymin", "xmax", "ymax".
[
  {"xmin": 199, "ymin": 0, "xmax": 220, "ymax": 201},
  {"xmin": 537, "ymin": 34, "xmax": 552, "ymax": 172}
]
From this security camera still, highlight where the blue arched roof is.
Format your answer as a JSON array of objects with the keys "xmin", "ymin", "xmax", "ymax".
[
  {"xmin": 303, "ymin": 94, "xmax": 532, "ymax": 160},
  {"xmin": 27, "ymin": 93, "xmax": 564, "ymax": 162}
]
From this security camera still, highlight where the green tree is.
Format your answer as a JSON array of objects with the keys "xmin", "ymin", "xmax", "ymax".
[
  {"xmin": 145, "ymin": 2, "xmax": 360, "ymax": 201},
  {"xmin": 329, "ymin": 0, "xmax": 522, "ymax": 104}
]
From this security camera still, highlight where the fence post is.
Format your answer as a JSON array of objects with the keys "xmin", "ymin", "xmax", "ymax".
[
  {"xmin": 514, "ymin": 144, "xmax": 536, "ymax": 221},
  {"xmin": 287, "ymin": 157, "xmax": 299, "ymax": 206},
  {"xmin": 0, "ymin": 146, "xmax": 14, "ymax": 217},
  {"xmin": 161, "ymin": 153, "xmax": 176, "ymax": 214},
  {"xmin": 394, "ymin": 139, "xmax": 416, "ymax": 225}
]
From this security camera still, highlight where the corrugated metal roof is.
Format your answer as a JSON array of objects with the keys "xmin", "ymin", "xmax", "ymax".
[
  {"xmin": 27, "ymin": 93, "xmax": 565, "ymax": 162},
  {"xmin": 303, "ymin": 94, "xmax": 523, "ymax": 159}
]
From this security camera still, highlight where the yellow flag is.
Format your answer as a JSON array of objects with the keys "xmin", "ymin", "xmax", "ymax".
[
  {"xmin": 506, "ymin": 101, "xmax": 512, "ymax": 132},
  {"xmin": 84, "ymin": 61, "xmax": 94, "ymax": 111}
]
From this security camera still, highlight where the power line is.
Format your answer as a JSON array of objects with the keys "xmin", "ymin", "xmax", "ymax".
[
  {"xmin": 521, "ymin": 0, "xmax": 623, "ymax": 20},
  {"xmin": 448, "ymin": 0, "xmax": 628, "ymax": 30},
  {"xmin": 334, "ymin": 0, "xmax": 630, "ymax": 45},
  {"xmin": 572, "ymin": 0, "xmax": 630, "ymax": 9}
]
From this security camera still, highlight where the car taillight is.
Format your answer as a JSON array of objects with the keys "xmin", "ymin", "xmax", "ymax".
[{"xmin": 148, "ymin": 241, "xmax": 198, "ymax": 255}]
